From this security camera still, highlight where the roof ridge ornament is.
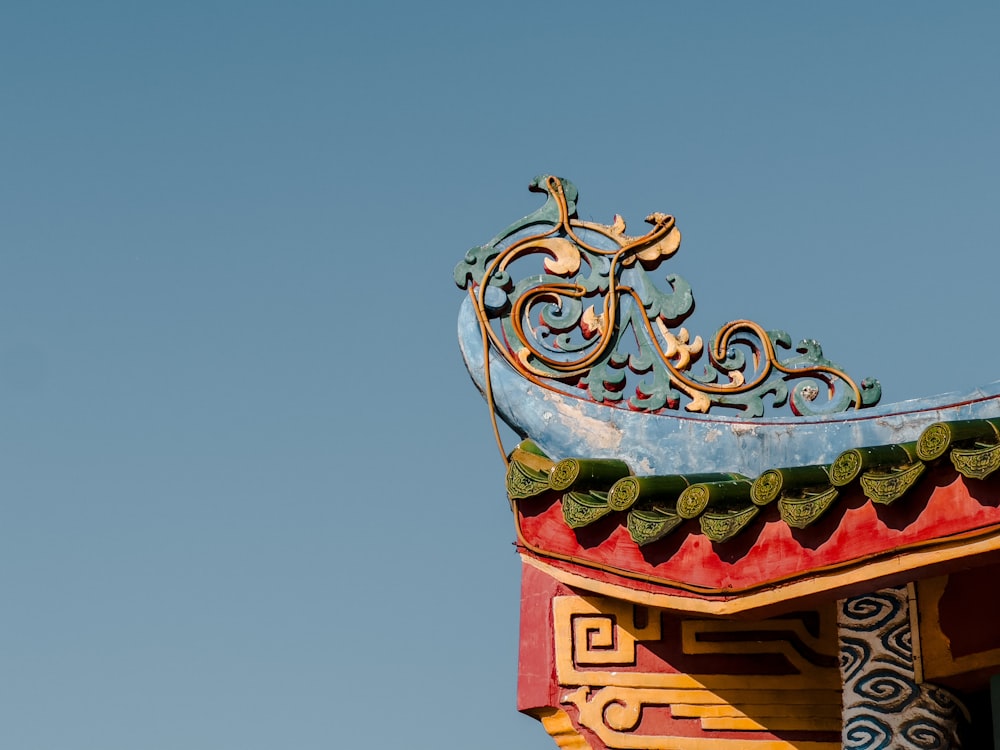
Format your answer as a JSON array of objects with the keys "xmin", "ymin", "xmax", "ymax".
[{"xmin": 455, "ymin": 175, "xmax": 881, "ymax": 419}]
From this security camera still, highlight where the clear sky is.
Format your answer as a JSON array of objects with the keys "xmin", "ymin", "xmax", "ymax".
[{"xmin": 1, "ymin": 3, "xmax": 998, "ymax": 748}]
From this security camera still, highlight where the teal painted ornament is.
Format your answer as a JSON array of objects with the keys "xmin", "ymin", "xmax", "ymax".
[{"xmin": 456, "ymin": 175, "xmax": 881, "ymax": 418}]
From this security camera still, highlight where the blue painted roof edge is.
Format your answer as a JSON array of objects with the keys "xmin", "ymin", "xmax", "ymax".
[{"xmin": 458, "ymin": 298, "xmax": 1000, "ymax": 476}]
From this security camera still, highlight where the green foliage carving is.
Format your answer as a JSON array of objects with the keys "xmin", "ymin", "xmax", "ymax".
[{"xmin": 456, "ymin": 175, "xmax": 881, "ymax": 417}]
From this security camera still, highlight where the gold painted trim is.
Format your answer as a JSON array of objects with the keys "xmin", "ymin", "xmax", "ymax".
[
  {"xmin": 670, "ymin": 703, "xmax": 843, "ymax": 720},
  {"xmin": 552, "ymin": 595, "xmax": 839, "ymax": 691},
  {"xmin": 679, "ymin": 619, "xmax": 838, "ymax": 683},
  {"xmin": 563, "ymin": 687, "xmax": 840, "ymax": 750},
  {"xmin": 550, "ymin": 594, "xmax": 842, "ymax": 747},
  {"xmin": 907, "ymin": 582, "xmax": 924, "ymax": 684},
  {"xmin": 529, "ymin": 707, "xmax": 592, "ymax": 750},
  {"xmin": 700, "ymin": 716, "xmax": 842, "ymax": 732}
]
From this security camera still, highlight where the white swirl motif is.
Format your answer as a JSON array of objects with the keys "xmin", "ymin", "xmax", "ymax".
[{"xmin": 838, "ymin": 586, "xmax": 967, "ymax": 748}]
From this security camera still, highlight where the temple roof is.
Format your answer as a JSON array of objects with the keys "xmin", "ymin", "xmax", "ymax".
[
  {"xmin": 457, "ymin": 176, "xmax": 1000, "ymax": 614},
  {"xmin": 503, "ymin": 415, "xmax": 1000, "ymax": 614},
  {"xmin": 508, "ymin": 417, "xmax": 1000, "ymax": 544}
]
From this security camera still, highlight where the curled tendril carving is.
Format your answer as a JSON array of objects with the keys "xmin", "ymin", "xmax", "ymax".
[{"xmin": 455, "ymin": 175, "xmax": 881, "ymax": 418}]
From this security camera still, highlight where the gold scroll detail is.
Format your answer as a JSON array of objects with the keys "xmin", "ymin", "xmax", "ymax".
[
  {"xmin": 553, "ymin": 594, "xmax": 841, "ymax": 749},
  {"xmin": 530, "ymin": 708, "xmax": 592, "ymax": 750}
]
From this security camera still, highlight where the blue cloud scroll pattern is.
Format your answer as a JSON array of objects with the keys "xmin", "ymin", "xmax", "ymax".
[{"xmin": 838, "ymin": 587, "xmax": 967, "ymax": 749}]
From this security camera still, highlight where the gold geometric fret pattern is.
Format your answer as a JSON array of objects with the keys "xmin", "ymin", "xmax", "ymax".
[{"xmin": 554, "ymin": 595, "xmax": 841, "ymax": 749}]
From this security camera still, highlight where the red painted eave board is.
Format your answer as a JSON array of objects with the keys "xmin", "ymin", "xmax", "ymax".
[{"xmin": 515, "ymin": 466, "xmax": 1000, "ymax": 608}]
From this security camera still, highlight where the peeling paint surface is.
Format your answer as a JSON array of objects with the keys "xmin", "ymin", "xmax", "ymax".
[
  {"xmin": 459, "ymin": 300, "xmax": 1000, "ymax": 476},
  {"xmin": 542, "ymin": 392, "xmax": 623, "ymax": 453}
]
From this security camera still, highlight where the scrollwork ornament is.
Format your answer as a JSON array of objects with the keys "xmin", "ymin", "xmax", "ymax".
[
  {"xmin": 677, "ymin": 484, "xmax": 710, "ymax": 519},
  {"xmin": 839, "ymin": 636, "xmax": 871, "ymax": 682},
  {"xmin": 549, "ymin": 459, "xmax": 581, "ymax": 491},
  {"xmin": 860, "ymin": 464, "xmax": 927, "ymax": 505},
  {"xmin": 456, "ymin": 175, "xmax": 881, "ymax": 418},
  {"xmin": 841, "ymin": 591, "xmax": 904, "ymax": 631},
  {"xmin": 751, "ymin": 470, "xmax": 782, "ymax": 505},
  {"xmin": 917, "ymin": 424, "xmax": 951, "ymax": 461},
  {"xmin": 607, "ymin": 476, "xmax": 640, "ymax": 511},
  {"xmin": 839, "ymin": 587, "xmax": 968, "ymax": 747},
  {"xmin": 626, "ymin": 508, "xmax": 682, "ymax": 545},
  {"xmin": 952, "ymin": 443, "xmax": 1000, "ymax": 479},
  {"xmin": 880, "ymin": 621, "xmax": 913, "ymax": 667},
  {"xmin": 853, "ymin": 668, "xmax": 919, "ymax": 711},
  {"xmin": 923, "ymin": 686, "xmax": 963, "ymax": 717},
  {"xmin": 778, "ymin": 487, "xmax": 839, "ymax": 528},
  {"xmin": 901, "ymin": 718, "xmax": 954, "ymax": 749},
  {"xmin": 830, "ymin": 449, "xmax": 863, "ymax": 485},
  {"xmin": 506, "ymin": 460, "xmax": 551, "ymax": 499},
  {"xmin": 844, "ymin": 716, "xmax": 893, "ymax": 750},
  {"xmin": 700, "ymin": 506, "xmax": 759, "ymax": 542}
]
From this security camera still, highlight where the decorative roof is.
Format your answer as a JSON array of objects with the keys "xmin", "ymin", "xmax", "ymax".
[
  {"xmin": 508, "ymin": 417, "xmax": 1000, "ymax": 545},
  {"xmin": 505, "ymin": 415, "xmax": 1000, "ymax": 614},
  {"xmin": 456, "ymin": 176, "xmax": 1000, "ymax": 613}
]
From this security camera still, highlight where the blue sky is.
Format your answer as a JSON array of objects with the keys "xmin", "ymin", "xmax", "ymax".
[{"xmin": 0, "ymin": 3, "xmax": 998, "ymax": 748}]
